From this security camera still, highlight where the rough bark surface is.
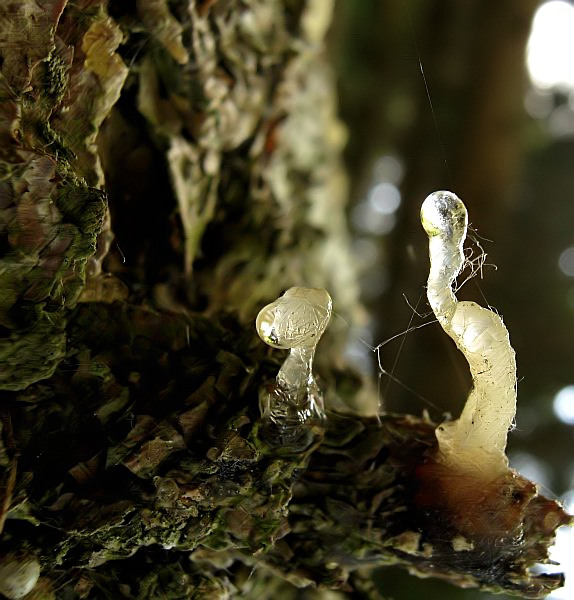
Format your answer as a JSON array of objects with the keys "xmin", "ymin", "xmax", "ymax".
[
  {"xmin": 0, "ymin": 1, "xmax": 570, "ymax": 599},
  {"xmin": 1, "ymin": 302, "xmax": 571, "ymax": 599}
]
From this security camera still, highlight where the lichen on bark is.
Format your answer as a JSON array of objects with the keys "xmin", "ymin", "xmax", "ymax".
[{"xmin": 0, "ymin": 0, "xmax": 124, "ymax": 390}]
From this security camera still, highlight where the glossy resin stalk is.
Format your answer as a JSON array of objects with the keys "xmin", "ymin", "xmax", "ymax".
[
  {"xmin": 421, "ymin": 191, "xmax": 517, "ymax": 476},
  {"xmin": 256, "ymin": 287, "xmax": 332, "ymax": 433}
]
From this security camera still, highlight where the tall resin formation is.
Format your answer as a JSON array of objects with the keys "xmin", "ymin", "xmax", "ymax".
[
  {"xmin": 421, "ymin": 191, "xmax": 517, "ymax": 476},
  {"xmin": 256, "ymin": 287, "xmax": 332, "ymax": 431}
]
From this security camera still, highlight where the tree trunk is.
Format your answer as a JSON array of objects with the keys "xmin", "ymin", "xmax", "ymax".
[{"xmin": 0, "ymin": 1, "xmax": 569, "ymax": 599}]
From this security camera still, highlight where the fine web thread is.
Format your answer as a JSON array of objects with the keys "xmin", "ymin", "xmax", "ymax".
[
  {"xmin": 408, "ymin": 7, "xmax": 496, "ymax": 312},
  {"xmin": 334, "ymin": 13, "xmax": 499, "ymax": 417},
  {"xmin": 380, "ymin": 293, "xmax": 421, "ymax": 405},
  {"xmin": 367, "ymin": 11, "xmax": 454, "ymax": 415},
  {"xmin": 408, "ymin": 7, "xmax": 454, "ymax": 190},
  {"xmin": 332, "ymin": 308, "xmax": 442, "ymax": 415}
]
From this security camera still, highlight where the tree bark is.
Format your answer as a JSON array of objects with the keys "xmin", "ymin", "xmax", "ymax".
[{"xmin": 0, "ymin": 1, "xmax": 570, "ymax": 599}]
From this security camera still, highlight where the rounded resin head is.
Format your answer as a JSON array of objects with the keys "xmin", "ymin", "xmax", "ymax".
[
  {"xmin": 421, "ymin": 191, "xmax": 468, "ymax": 242},
  {"xmin": 256, "ymin": 287, "xmax": 332, "ymax": 350}
]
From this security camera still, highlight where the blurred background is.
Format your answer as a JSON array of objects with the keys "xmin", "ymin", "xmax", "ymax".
[{"xmin": 328, "ymin": 1, "xmax": 574, "ymax": 598}]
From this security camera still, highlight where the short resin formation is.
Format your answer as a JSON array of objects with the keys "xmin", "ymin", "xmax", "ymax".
[
  {"xmin": 256, "ymin": 287, "xmax": 332, "ymax": 431},
  {"xmin": 421, "ymin": 191, "xmax": 517, "ymax": 476}
]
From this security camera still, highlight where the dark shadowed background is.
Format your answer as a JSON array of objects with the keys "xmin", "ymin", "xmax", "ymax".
[{"xmin": 330, "ymin": 1, "xmax": 574, "ymax": 598}]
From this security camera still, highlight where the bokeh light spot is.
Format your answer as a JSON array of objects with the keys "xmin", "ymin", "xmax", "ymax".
[
  {"xmin": 558, "ymin": 246, "xmax": 574, "ymax": 277},
  {"xmin": 368, "ymin": 183, "xmax": 401, "ymax": 214},
  {"xmin": 372, "ymin": 154, "xmax": 404, "ymax": 185},
  {"xmin": 553, "ymin": 385, "xmax": 574, "ymax": 424},
  {"xmin": 351, "ymin": 201, "xmax": 396, "ymax": 235},
  {"xmin": 527, "ymin": 1, "xmax": 574, "ymax": 90}
]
